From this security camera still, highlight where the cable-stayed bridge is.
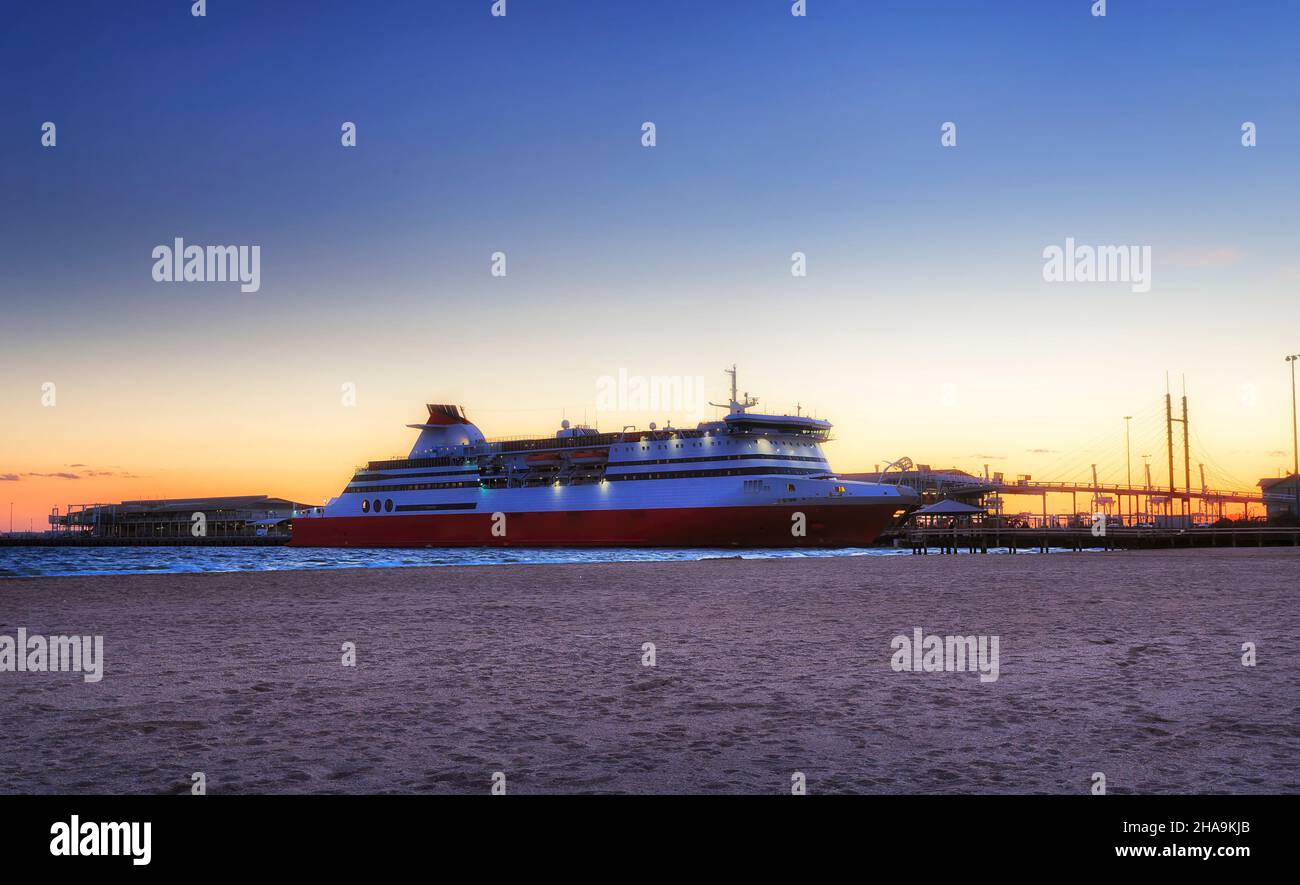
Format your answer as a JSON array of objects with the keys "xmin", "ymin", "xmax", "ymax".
[{"xmin": 848, "ymin": 385, "xmax": 1293, "ymax": 523}]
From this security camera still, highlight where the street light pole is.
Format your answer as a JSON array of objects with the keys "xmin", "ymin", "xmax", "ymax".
[
  {"xmin": 1288, "ymin": 354, "xmax": 1300, "ymax": 520},
  {"xmin": 1124, "ymin": 415, "xmax": 1132, "ymax": 526}
]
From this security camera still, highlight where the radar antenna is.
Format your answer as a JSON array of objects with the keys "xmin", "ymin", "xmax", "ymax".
[{"xmin": 709, "ymin": 364, "xmax": 760, "ymax": 414}]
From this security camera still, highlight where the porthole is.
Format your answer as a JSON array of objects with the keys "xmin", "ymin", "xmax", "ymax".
[
  {"xmin": 361, "ymin": 499, "xmax": 370, "ymax": 513},
  {"xmin": 372, "ymin": 499, "xmax": 381, "ymax": 513},
  {"xmin": 384, "ymin": 499, "xmax": 394, "ymax": 512}
]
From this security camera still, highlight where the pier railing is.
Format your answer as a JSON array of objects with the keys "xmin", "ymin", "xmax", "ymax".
[{"xmin": 895, "ymin": 525, "xmax": 1300, "ymax": 553}]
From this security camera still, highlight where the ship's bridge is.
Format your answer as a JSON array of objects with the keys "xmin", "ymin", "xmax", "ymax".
[
  {"xmin": 705, "ymin": 365, "xmax": 832, "ymax": 441},
  {"xmin": 722, "ymin": 411, "xmax": 832, "ymax": 441}
]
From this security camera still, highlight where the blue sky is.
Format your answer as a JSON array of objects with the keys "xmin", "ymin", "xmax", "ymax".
[{"xmin": 4, "ymin": 0, "xmax": 1297, "ymax": 315}]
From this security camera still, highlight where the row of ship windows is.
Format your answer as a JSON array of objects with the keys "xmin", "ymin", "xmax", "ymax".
[
  {"xmin": 354, "ymin": 457, "xmax": 824, "ymax": 490},
  {"xmin": 367, "ymin": 440, "xmax": 819, "ymax": 471},
  {"xmin": 742, "ymin": 479, "xmax": 847, "ymax": 493},
  {"xmin": 606, "ymin": 453, "xmax": 827, "ymax": 467},
  {"xmin": 366, "ymin": 458, "xmax": 477, "ymax": 471},
  {"xmin": 350, "ymin": 459, "xmax": 826, "ymax": 493},
  {"xmin": 348, "ymin": 481, "xmax": 479, "ymax": 493},
  {"xmin": 352, "ymin": 470, "xmax": 479, "ymax": 482},
  {"xmin": 350, "ymin": 465, "xmax": 828, "ymax": 503},
  {"xmin": 606, "ymin": 466, "xmax": 827, "ymax": 481},
  {"xmin": 631, "ymin": 440, "xmax": 820, "ymax": 452}
]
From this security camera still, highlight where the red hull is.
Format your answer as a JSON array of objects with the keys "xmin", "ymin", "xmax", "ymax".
[{"xmin": 290, "ymin": 504, "xmax": 898, "ymax": 548}]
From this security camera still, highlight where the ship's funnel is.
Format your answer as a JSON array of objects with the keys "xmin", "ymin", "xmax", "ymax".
[{"xmin": 406, "ymin": 404, "xmax": 485, "ymax": 456}]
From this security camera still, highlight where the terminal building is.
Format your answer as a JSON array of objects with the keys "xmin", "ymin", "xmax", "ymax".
[
  {"xmin": 841, "ymin": 463, "xmax": 995, "ymax": 507},
  {"xmin": 1259, "ymin": 474, "xmax": 1299, "ymax": 521},
  {"xmin": 49, "ymin": 495, "xmax": 309, "ymax": 539}
]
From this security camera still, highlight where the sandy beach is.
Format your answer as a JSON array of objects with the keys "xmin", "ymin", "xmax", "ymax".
[{"xmin": 2, "ymin": 549, "xmax": 1297, "ymax": 794}]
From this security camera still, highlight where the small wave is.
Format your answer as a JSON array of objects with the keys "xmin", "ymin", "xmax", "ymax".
[{"xmin": 0, "ymin": 544, "xmax": 912, "ymax": 579}]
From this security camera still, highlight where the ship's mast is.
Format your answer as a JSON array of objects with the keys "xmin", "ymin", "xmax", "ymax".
[{"xmin": 711, "ymin": 365, "xmax": 759, "ymax": 414}]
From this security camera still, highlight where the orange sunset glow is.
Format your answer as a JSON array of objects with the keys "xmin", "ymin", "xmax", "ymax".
[{"xmin": 3, "ymin": 335, "xmax": 1297, "ymax": 531}]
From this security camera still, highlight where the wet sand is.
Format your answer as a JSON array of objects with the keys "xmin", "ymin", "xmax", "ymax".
[{"xmin": 2, "ymin": 549, "xmax": 1297, "ymax": 794}]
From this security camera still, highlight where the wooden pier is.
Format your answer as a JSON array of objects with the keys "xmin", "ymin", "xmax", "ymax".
[
  {"xmin": 893, "ymin": 525, "xmax": 1300, "ymax": 554},
  {"xmin": 0, "ymin": 535, "xmax": 291, "ymax": 548}
]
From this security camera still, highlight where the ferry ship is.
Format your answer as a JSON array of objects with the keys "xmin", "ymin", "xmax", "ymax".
[{"xmin": 290, "ymin": 369, "xmax": 917, "ymax": 547}]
